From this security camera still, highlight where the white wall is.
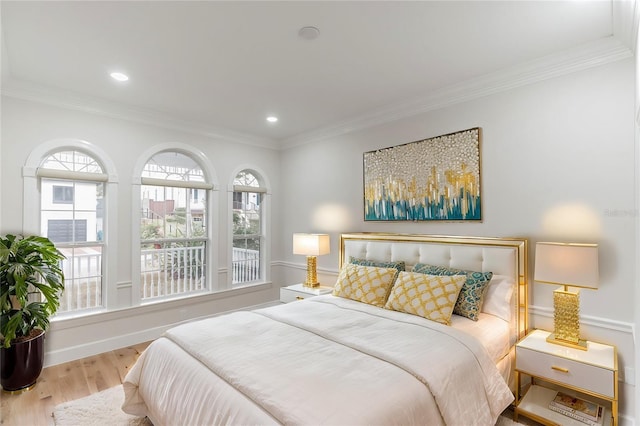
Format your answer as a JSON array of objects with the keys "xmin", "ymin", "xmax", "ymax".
[
  {"xmin": 279, "ymin": 58, "xmax": 637, "ymax": 423},
  {"xmin": 0, "ymin": 49, "xmax": 636, "ymax": 425},
  {"xmin": 0, "ymin": 96, "xmax": 282, "ymax": 364}
]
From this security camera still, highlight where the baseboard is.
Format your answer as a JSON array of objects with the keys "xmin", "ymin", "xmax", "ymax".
[{"xmin": 44, "ymin": 326, "xmax": 167, "ymax": 367}]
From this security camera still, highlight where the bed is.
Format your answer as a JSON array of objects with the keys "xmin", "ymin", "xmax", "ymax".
[{"xmin": 122, "ymin": 233, "xmax": 528, "ymax": 425}]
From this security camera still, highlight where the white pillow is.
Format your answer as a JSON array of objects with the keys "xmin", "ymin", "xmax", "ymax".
[{"xmin": 481, "ymin": 275, "xmax": 514, "ymax": 322}]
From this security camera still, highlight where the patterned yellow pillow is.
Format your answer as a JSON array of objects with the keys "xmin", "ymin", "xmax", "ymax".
[
  {"xmin": 332, "ymin": 263, "xmax": 399, "ymax": 307},
  {"xmin": 384, "ymin": 272, "xmax": 467, "ymax": 325}
]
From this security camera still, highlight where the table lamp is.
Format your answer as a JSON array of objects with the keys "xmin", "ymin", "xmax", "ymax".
[
  {"xmin": 534, "ymin": 242, "xmax": 599, "ymax": 350},
  {"xmin": 293, "ymin": 233, "xmax": 330, "ymax": 288}
]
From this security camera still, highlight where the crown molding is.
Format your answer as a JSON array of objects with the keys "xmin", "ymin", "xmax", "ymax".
[
  {"xmin": 0, "ymin": 79, "xmax": 280, "ymax": 151},
  {"xmin": 281, "ymin": 36, "xmax": 632, "ymax": 149},
  {"xmin": 613, "ymin": 0, "xmax": 640, "ymax": 53},
  {"xmin": 1, "ymin": 36, "xmax": 632, "ymax": 152}
]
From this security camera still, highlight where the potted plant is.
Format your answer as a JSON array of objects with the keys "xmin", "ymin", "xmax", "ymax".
[{"xmin": 0, "ymin": 234, "xmax": 65, "ymax": 392}]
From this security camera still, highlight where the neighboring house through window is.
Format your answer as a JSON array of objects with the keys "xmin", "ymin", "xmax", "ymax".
[
  {"xmin": 232, "ymin": 170, "xmax": 267, "ymax": 285},
  {"xmin": 52, "ymin": 185, "xmax": 74, "ymax": 204},
  {"xmin": 139, "ymin": 150, "xmax": 212, "ymax": 301},
  {"xmin": 38, "ymin": 149, "xmax": 107, "ymax": 314}
]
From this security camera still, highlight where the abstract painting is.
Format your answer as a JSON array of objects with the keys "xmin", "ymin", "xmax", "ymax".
[{"xmin": 364, "ymin": 128, "xmax": 482, "ymax": 221}]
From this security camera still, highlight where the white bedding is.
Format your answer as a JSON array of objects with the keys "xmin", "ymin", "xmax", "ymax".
[
  {"xmin": 123, "ymin": 295, "xmax": 514, "ymax": 426},
  {"xmin": 450, "ymin": 312, "xmax": 510, "ymax": 364}
]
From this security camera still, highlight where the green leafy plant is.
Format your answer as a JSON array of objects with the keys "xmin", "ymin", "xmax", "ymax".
[{"xmin": 0, "ymin": 234, "xmax": 65, "ymax": 348}]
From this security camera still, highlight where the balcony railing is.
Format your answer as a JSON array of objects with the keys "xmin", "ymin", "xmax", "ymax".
[
  {"xmin": 55, "ymin": 243, "xmax": 261, "ymax": 312},
  {"xmin": 232, "ymin": 247, "xmax": 260, "ymax": 284},
  {"xmin": 141, "ymin": 244, "xmax": 206, "ymax": 300},
  {"xmin": 58, "ymin": 249, "xmax": 102, "ymax": 313}
]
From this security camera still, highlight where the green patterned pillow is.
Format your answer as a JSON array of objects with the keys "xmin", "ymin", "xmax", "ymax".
[
  {"xmin": 412, "ymin": 263, "xmax": 493, "ymax": 321},
  {"xmin": 349, "ymin": 256, "xmax": 406, "ymax": 272}
]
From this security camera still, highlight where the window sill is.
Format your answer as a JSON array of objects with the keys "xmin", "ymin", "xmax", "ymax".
[{"xmin": 50, "ymin": 281, "xmax": 274, "ymax": 330}]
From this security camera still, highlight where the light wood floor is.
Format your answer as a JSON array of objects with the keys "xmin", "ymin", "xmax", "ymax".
[{"xmin": 0, "ymin": 341, "xmax": 151, "ymax": 426}]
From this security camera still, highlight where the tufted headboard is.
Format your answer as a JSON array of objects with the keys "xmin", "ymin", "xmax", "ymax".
[{"xmin": 339, "ymin": 233, "xmax": 529, "ymax": 342}]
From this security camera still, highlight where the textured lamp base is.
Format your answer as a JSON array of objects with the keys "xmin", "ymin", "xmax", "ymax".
[
  {"xmin": 548, "ymin": 287, "xmax": 587, "ymax": 351},
  {"xmin": 546, "ymin": 333, "xmax": 588, "ymax": 350},
  {"xmin": 303, "ymin": 255, "xmax": 320, "ymax": 288}
]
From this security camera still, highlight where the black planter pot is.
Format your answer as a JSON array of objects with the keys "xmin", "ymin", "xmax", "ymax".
[{"xmin": 1, "ymin": 330, "xmax": 45, "ymax": 392}]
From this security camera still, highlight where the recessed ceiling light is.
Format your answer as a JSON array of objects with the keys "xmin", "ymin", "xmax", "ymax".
[
  {"xmin": 298, "ymin": 26, "xmax": 320, "ymax": 40},
  {"xmin": 110, "ymin": 72, "xmax": 129, "ymax": 82},
  {"xmin": 266, "ymin": 116, "xmax": 278, "ymax": 123}
]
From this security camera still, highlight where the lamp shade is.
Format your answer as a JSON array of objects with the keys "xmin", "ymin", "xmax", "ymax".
[
  {"xmin": 534, "ymin": 242, "xmax": 598, "ymax": 289},
  {"xmin": 293, "ymin": 233, "xmax": 330, "ymax": 256}
]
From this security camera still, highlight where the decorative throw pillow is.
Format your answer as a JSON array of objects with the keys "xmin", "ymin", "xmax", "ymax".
[
  {"xmin": 332, "ymin": 263, "xmax": 399, "ymax": 307},
  {"xmin": 349, "ymin": 256, "xmax": 406, "ymax": 272},
  {"xmin": 384, "ymin": 272, "xmax": 466, "ymax": 325},
  {"xmin": 412, "ymin": 263, "xmax": 493, "ymax": 321}
]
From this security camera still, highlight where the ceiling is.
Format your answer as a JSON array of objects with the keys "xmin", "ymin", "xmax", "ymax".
[{"xmin": 1, "ymin": 1, "xmax": 635, "ymax": 149}]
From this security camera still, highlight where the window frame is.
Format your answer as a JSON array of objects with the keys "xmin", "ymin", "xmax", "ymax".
[
  {"xmin": 22, "ymin": 140, "xmax": 118, "ymax": 318},
  {"xmin": 132, "ymin": 144, "xmax": 217, "ymax": 304},
  {"xmin": 229, "ymin": 167, "xmax": 270, "ymax": 287}
]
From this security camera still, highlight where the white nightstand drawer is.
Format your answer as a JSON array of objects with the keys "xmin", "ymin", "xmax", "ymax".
[
  {"xmin": 280, "ymin": 288, "xmax": 310, "ymax": 303},
  {"xmin": 516, "ymin": 345, "xmax": 615, "ymax": 398},
  {"xmin": 280, "ymin": 284, "xmax": 333, "ymax": 303}
]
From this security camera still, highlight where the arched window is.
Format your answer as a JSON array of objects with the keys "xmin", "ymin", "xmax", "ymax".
[
  {"xmin": 139, "ymin": 151, "xmax": 212, "ymax": 300},
  {"xmin": 38, "ymin": 149, "xmax": 107, "ymax": 314},
  {"xmin": 232, "ymin": 170, "xmax": 267, "ymax": 285}
]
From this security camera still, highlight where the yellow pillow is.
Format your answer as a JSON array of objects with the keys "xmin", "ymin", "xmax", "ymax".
[
  {"xmin": 384, "ymin": 272, "xmax": 466, "ymax": 325},
  {"xmin": 332, "ymin": 263, "xmax": 398, "ymax": 307}
]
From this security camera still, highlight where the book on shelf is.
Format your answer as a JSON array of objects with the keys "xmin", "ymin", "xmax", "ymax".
[{"xmin": 548, "ymin": 391, "xmax": 604, "ymax": 426}]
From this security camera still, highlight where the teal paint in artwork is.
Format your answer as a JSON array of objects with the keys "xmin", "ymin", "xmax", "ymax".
[{"xmin": 363, "ymin": 128, "xmax": 482, "ymax": 221}]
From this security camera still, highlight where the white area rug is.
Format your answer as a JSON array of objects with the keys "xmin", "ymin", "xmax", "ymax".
[
  {"xmin": 52, "ymin": 385, "xmax": 151, "ymax": 426},
  {"xmin": 52, "ymin": 385, "xmax": 524, "ymax": 425}
]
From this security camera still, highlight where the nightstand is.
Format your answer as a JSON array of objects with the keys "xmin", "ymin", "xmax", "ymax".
[
  {"xmin": 515, "ymin": 329, "xmax": 618, "ymax": 426},
  {"xmin": 279, "ymin": 283, "xmax": 333, "ymax": 303}
]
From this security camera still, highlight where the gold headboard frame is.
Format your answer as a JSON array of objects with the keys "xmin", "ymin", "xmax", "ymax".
[{"xmin": 339, "ymin": 232, "xmax": 529, "ymax": 341}]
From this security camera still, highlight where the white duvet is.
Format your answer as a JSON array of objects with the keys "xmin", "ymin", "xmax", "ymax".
[{"xmin": 123, "ymin": 296, "xmax": 513, "ymax": 425}]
